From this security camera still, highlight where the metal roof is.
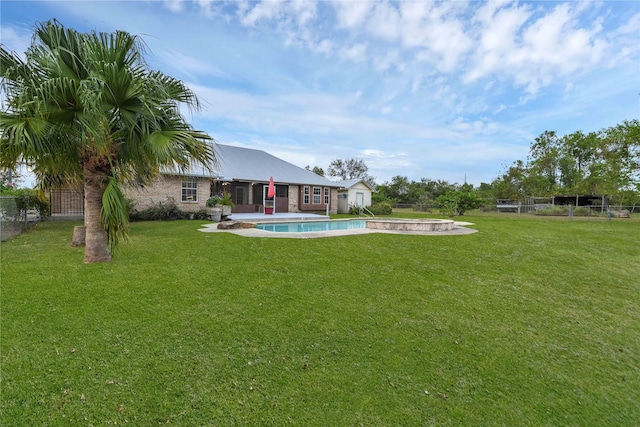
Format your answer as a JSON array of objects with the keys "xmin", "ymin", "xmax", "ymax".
[
  {"xmin": 159, "ymin": 162, "xmax": 219, "ymax": 178},
  {"xmin": 212, "ymin": 144, "xmax": 340, "ymax": 187},
  {"xmin": 335, "ymin": 178, "xmax": 376, "ymax": 191}
]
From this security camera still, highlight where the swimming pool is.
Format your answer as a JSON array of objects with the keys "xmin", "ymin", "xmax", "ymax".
[{"xmin": 256, "ymin": 219, "xmax": 366, "ymax": 233}]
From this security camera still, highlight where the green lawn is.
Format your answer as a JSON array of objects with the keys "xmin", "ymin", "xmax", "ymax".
[{"xmin": 1, "ymin": 214, "xmax": 639, "ymax": 425}]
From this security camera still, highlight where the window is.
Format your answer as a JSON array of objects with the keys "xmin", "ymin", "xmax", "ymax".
[
  {"xmin": 303, "ymin": 186, "xmax": 310, "ymax": 204},
  {"xmin": 276, "ymin": 186, "xmax": 288, "ymax": 198},
  {"xmin": 313, "ymin": 186, "xmax": 321, "ymax": 204},
  {"xmin": 236, "ymin": 187, "xmax": 245, "ymax": 205},
  {"xmin": 324, "ymin": 187, "xmax": 330, "ymax": 205},
  {"xmin": 181, "ymin": 178, "xmax": 198, "ymax": 202}
]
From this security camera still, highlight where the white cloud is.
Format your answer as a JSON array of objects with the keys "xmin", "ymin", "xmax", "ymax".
[
  {"xmin": 465, "ymin": 2, "xmax": 531, "ymax": 82},
  {"xmin": 163, "ymin": 0, "xmax": 184, "ymax": 13},
  {"xmin": 338, "ymin": 43, "xmax": 368, "ymax": 63},
  {"xmin": 333, "ymin": 1, "xmax": 373, "ymax": 30},
  {"xmin": 239, "ymin": 1, "xmax": 284, "ymax": 26},
  {"xmin": 160, "ymin": 50, "xmax": 226, "ymax": 79},
  {"xmin": 372, "ymin": 49, "xmax": 400, "ymax": 73},
  {"xmin": 289, "ymin": 0, "xmax": 317, "ymax": 27},
  {"xmin": 465, "ymin": 1, "xmax": 616, "ymax": 96},
  {"xmin": 0, "ymin": 25, "xmax": 32, "ymax": 58},
  {"xmin": 366, "ymin": 1, "xmax": 401, "ymax": 42},
  {"xmin": 399, "ymin": 1, "xmax": 471, "ymax": 72},
  {"xmin": 196, "ymin": 0, "xmax": 218, "ymax": 17}
]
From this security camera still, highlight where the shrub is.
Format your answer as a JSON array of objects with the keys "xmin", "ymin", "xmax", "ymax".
[
  {"xmin": 206, "ymin": 195, "xmax": 222, "ymax": 207},
  {"xmin": 535, "ymin": 206, "xmax": 609, "ymax": 217},
  {"xmin": 348, "ymin": 204, "xmax": 362, "ymax": 215},
  {"xmin": 206, "ymin": 193, "xmax": 235, "ymax": 208},
  {"xmin": 436, "ymin": 190, "xmax": 483, "ymax": 216},
  {"xmin": 370, "ymin": 201, "xmax": 393, "ymax": 215},
  {"xmin": 535, "ymin": 206, "xmax": 569, "ymax": 216},
  {"xmin": 572, "ymin": 207, "xmax": 591, "ymax": 216},
  {"xmin": 193, "ymin": 209, "xmax": 211, "ymax": 220},
  {"xmin": 129, "ymin": 198, "xmax": 188, "ymax": 221}
]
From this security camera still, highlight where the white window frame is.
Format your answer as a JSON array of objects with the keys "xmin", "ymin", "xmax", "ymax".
[
  {"xmin": 181, "ymin": 178, "xmax": 198, "ymax": 202},
  {"xmin": 303, "ymin": 186, "xmax": 310, "ymax": 204},
  {"xmin": 324, "ymin": 187, "xmax": 330, "ymax": 205},
  {"xmin": 313, "ymin": 186, "xmax": 321, "ymax": 204}
]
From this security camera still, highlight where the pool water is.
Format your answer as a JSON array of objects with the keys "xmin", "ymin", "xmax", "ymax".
[{"xmin": 256, "ymin": 220, "xmax": 366, "ymax": 233}]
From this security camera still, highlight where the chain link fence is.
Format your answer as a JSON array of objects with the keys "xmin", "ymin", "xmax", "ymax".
[{"xmin": 0, "ymin": 196, "xmax": 42, "ymax": 241}]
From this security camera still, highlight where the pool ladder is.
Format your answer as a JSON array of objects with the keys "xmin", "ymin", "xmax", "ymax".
[{"xmin": 358, "ymin": 206, "xmax": 375, "ymax": 218}]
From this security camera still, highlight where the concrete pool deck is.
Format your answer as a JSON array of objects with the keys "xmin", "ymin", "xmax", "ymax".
[
  {"xmin": 228, "ymin": 213, "xmax": 329, "ymax": 222},
  {"xmin": 198, "ymin": 219, "xmax": 477, "ymax": 239}
]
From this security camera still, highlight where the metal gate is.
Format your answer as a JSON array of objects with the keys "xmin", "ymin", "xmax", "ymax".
[{"xmin": 50, "ymin": 189, "xmax": 84, "ymax": 217}]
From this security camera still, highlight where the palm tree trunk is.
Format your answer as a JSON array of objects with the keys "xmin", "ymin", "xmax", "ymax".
[{"xmin": 83, "ymin": 168, "xmax": 111, "ymax": 263}]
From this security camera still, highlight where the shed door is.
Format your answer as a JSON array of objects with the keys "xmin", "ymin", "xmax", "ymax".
[{"xmin": 356, "ymin": 192, "xmax": 364, "ymax": 207}]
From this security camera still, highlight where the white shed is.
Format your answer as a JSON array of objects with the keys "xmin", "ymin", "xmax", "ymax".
[{"xmin": 336, "ymin": 179, "xmax": 376, "ymax": 214}]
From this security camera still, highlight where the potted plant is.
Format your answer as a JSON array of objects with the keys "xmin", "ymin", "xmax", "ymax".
[
  {"xmin": 205, "ymin": 195, "xmax": 223, "ymax": 222},
  {"xmin": 205, "ymin": 194, "xmax": 235, "ymax": 221},
  {"xmin": 218, "ymin": 193, "xmax": 235, "ymax": 217}
]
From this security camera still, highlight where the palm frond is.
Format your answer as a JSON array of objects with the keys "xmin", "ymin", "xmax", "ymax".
[{"xmin": 101, "ymin": 177, "xmax": 129, "ymax": 252}]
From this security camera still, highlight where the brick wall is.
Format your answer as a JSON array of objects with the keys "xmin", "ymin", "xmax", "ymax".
[{"xmin": 124, "ymin": 175, "xmax": 210, "ymax": 213}]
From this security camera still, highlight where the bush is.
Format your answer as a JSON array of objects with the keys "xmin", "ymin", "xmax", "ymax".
[
  {"xmin": 370, "ymin": 201, "xmax": 393, "ymax": 215},
  {"xmin": 193, "ymin": 209, "xmax": 212, "ymax": 220},
  {"xmin": 348, "ymin": 202, "xmax": 392, "ymax": 216},
  {"xmin": 572, "ymin": 207, "xmax": 591, "ymax": 216},
  {"xmin": 348, "ymin": 204, "xmax": 362, "ymax": 215},
  {"xmin": 129, "ymin": 198, "xmax": 188, "ymax": 221},
  {"xmin": 534, "ymin": 206, "xmax": 604, "ymax": 217},
  {"xmin": 535, "ymin": 206, "xmax": 568, "ymax": 216},
  {"xmin": 435, "ymin": 190, "xmax": 483, "ymax": 216}
]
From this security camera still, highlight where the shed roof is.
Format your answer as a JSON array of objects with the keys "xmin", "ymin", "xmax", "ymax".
[{"xmin": 335, "ymin": 178, "xmax": 376, "ymax": 191}]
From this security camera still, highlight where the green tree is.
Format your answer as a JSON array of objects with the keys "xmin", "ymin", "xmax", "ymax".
[
  {"xmin": 0, "ymin": 20, "xmax": 215, "ymax": 262},
  {"xmin": 557, "ymin": 131, "xmax": 599, "ymax": 192},
  {"xmin": 527, "ymin": 130, "xmax": 561, "ymax": 195},
  {"xmin": 305, "ymin": 165, "xmax": 325, "ymax": 176},
  {"xmin": 327, "ymin": 158, "xmax": 374, "ymax": 183},
  {"xmin": 492, "ymin": 160, "xmax": 527, "ymax": 199},
  {"xmin": 595, "ymin": 120, "xmax": 640, "ymax": 202},
  {"xmin": 435, "ymin": 186, "xmax": 483, "ymax": 216},
  {"xmin": 378, "ymin": 175, "xmax": 410, "ymax": 203}
]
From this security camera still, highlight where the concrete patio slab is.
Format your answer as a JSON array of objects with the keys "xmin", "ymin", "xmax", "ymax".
[{"xmin": 227, "ymin": 212, "xmax": 328, "ymax": 222}]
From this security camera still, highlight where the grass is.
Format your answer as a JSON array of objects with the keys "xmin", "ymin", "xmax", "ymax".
[{"xmin": 1, "ymin": 213, "xmax": 639, "ymax": 425}]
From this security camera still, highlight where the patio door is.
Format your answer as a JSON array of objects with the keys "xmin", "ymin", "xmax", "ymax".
[
  {"xmin": 236, "ymin": 187, "xmax": 246, "ymax": 205},
  {"xmin": 263, "ymin": 185, "xmax": 275, "ymax": 213}
]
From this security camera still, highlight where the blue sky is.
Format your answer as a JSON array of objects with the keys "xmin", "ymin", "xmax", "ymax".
[{"xmin": 2, "ymin": 0, "xmax": 639, "ymax": 187}]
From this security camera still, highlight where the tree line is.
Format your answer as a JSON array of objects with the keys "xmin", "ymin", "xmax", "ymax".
[
  {"xmin": 490, "ymin": 120, "xmax": 639, "ymax": 205},
  {"xmin": 311, "ymin": 119, "xmax": 639, "ymax": 209}
]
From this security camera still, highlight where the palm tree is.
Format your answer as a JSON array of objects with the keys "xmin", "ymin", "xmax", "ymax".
[{"xmin": 0, "ymin": 20, "xmax": 215, "ymax": 262}]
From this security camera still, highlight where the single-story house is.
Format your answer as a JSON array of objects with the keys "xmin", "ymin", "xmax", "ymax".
[
  {"xmin": 125, "ymin": 144, "xmax": 341, "ymax": 215},
  {"xmin": 335, "ymin": 179, "xmax": 376, "ymax": 214}
]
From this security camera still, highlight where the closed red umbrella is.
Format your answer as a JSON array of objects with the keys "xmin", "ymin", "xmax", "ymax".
[{"xmin": 268, "ymin": 176, "xmax": 275, "ymax": 198}]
